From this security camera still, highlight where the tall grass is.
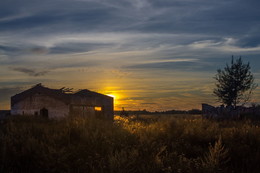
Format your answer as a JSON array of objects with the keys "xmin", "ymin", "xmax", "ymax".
[{"xmin": 1, "ymin": 114, "xmax": 260, "ymax": 172}]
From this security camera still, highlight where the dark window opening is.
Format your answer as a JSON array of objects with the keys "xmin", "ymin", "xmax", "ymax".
[
  {"xmin": 40, "ymin": 108, "xmax": 48, "ymax": 118},
  {"xmin": 34, "ymin": 111, "xmax": 38, "ymax": 116}
]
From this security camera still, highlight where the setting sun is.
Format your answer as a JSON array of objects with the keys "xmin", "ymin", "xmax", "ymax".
[
  {"xmin": 105, "ymin": 93, "xmax": 121, "ymax": 109},
  {"xmin": 106, "ymin": 94, "xmax": 116, "ymax": 99}
]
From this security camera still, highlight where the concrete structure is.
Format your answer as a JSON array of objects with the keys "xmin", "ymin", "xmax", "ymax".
[
  {"xmin": 11, "ymin": 84, "xmax": 114, "ymax": 120},
  {"xmin": 202, "ymin": 103, "xmax": 260, "ymax": 120}
]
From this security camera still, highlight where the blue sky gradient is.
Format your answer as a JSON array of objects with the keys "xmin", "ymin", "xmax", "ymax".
[{"xmin": 0, "ymin": 0, "xmax": 259, "ymax": 110}]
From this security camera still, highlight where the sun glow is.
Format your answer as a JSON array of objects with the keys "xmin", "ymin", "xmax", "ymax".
[
  {"xmin": 101, "ymin": 86, "xmax": 126, "ymax": 110},
  {"xmin": 106, "ymin": 94, "xmax": 116, "ymax": 98},
  {"xmin": 105, "ymin": 93, "xmax": 120, "ymax": 108}
]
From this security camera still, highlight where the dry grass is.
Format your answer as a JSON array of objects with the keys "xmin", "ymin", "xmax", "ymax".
[{"xmin": 1, "ymin": 114, "xmax": 260, "ymax": 172}]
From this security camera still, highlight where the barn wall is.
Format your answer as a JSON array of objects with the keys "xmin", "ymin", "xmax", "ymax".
[
  {"xmin": 70, "ymin": 105, "xmax": 95, "ymax": 117},
  {"xmin": 11, "ymin": 93, "xmax": 69, "ymax": 119},
  {"xmin": 70, "ymin": 96, "xmax": 114, "ymax": 120},
  {"xmin": 102, "ymin": 97, "xmax": 114, "ymax": 120}
]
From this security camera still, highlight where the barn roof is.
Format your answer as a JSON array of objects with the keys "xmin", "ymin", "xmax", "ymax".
[
  {"xmin": 11, "ymin": 84, "xmax": 69, "ymax": 106},
  {"xmin": 74, "ymin": 89, "xmax": 111, "ymax": 98},
  {"xmin": 11, "ymin": 84, "xmax": 112, "ymax": 106}
]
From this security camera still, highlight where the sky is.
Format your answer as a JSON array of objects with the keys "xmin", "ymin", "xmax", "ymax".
[{"xmin": 0, "ymin": 0, "xmax": 260, "ymax": 111}]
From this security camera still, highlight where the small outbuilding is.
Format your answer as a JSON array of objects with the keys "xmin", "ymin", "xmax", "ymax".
[{"xmin": 11, "ymin": 84, "xmax": 114, "ymax": 120}]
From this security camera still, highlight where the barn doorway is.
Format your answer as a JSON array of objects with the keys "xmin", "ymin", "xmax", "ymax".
[{"xmin": 40, "ymin": 108, "xmax": 48, "ymax": 118}]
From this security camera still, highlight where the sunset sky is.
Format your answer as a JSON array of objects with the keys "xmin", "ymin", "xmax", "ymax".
[{"xmin": 0, "ymin": 0, "xmax": 260, "ymax": 111}]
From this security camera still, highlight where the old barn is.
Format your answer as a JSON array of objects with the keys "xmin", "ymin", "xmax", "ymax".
[{"xmin": 11, "ymin": 84, "xmax": 114, "ymax": 120}]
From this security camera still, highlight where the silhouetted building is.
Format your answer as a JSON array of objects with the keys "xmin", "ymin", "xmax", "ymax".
[
  {"xmin": 202, "ymin": 103, "xmax": 260, "ymax": 120},
  {"xmin": 11, "ymin": 84, "xmax": 114, "ymax": 120}
]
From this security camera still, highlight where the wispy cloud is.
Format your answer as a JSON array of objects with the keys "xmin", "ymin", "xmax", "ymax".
[{"xmin": 11, "ymin": 67, "xmax": 49, "ymax": 77}]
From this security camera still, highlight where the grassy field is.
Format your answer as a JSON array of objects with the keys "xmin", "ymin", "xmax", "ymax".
[{"xmin": 1, "ymin": 114, "xmax": 260, "ymax": 173}]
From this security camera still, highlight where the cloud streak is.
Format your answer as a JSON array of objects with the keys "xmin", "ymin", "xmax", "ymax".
[{"xmin": 11, "ymin": 67, "xmax": 49, "ymax": 77}]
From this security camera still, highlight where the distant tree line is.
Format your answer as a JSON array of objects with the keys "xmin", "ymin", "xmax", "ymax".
[{"xmin": 115, "ymin": 109, "xmax": 202, "ymax": 116}]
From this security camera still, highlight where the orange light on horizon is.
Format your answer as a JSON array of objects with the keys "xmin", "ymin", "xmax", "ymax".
[
  {"xmin": 101, "ymin": 86, "xmax": 130, "ymax": 110},
  {"xmin": 106, "ymin": 94, "xmax": 116, "ymax": 98},
  {"xmin": 105, "ymin": 93, "xmax": 120, "ymax": 107}
]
